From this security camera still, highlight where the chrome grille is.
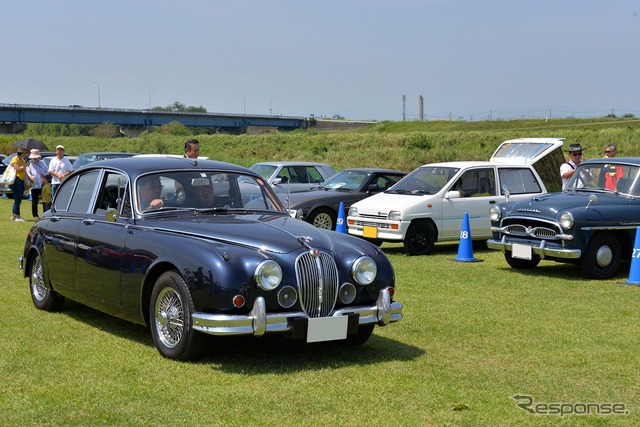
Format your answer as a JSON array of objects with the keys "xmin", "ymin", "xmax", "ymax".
[
  {"xmin": 503, "ymin": 224, "xmax": 558, "ymax": 239},
  {"xmin": 295, "ymin": 251, "xmax": 339, "ymax": 318}
]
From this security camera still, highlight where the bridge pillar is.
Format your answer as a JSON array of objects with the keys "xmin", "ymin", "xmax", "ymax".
[{"xmin": 0, "ymin": 122, "xmax": 27, "ymax": 134}]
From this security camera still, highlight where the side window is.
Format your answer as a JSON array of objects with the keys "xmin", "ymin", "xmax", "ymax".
[
  {"xmin": 68, "ymin": 171, "xmax": 100, "ymax": 213},
  {"xmin": 499, "ymin": 168, "xmax": 542, "ymax": 195},
  {"xmin": 307, "ymin": 167, "xmax": 324, "ymax": 183},
  {"xmin": 95, "ymin": 172, "xmax": 128, "ymax": 214},
  {"xmin": 452, "ymin": 168, "xmax": 494, "ymax": 197},
  {"xmin": 376, "ymin": 174, "xmax": 404, "ymax": 190},
  {"xmin": 52, "ymin": 175, "xmax": 79, "ymax": 212}
]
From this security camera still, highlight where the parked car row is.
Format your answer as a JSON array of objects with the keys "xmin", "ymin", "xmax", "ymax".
[{"xmin": 14, "ymin": 136, "xmax": 636, "ymax": 362}]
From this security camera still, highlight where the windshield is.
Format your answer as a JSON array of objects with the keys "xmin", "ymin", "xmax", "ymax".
[
  {"xmin": 250, "ymin": 164, "xmax": 278, "ymax": 180},
  {"xmin": 322, "ymin": 170, "xmax": 370, "ymax": 191},
  {"xmin": 388, "ymin": 166, "xmax": 459, "ymax": 194},
  {"xmin": 135, "ymin": 170, "xmax": 285, "ymax": 214},
  {"xmin": 566, "ymin": 162, "xmax": 640, "ymax": 195}
]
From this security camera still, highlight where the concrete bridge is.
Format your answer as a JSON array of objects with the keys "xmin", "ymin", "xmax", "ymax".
[{"xmin": 0, "ymin": 103, "xmax": 307, "ymax": 134}]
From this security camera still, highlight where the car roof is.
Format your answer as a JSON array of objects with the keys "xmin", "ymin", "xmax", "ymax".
[
  {"xmin": 84, "ymin": 156, "xmax": 253, "ymax": 176},
  {"xmin": 419, "ymin": 161, "xmax": 520, "ymax": 168},
  {"xmin": 582, "ymin": 157, "xmax": 640, "ymax": 166},
  {"xmin": 252, "ymin": 161, "xmax": 333, "ymax": 167},
  {"xmin": 335, "ymin": 167, "xmax": 406, "ymax": 174},
  {"xmin": 78, "ymin": 152, "xmax": 137, "ymax": 157}
]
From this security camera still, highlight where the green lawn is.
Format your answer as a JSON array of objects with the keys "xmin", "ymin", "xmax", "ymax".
[{"xmin": 1, "ymin": 196, "xmax": 639, "ymax": 426}]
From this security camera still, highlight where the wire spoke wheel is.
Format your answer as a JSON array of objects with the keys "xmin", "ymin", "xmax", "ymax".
[
  {"xmin": 154, "ymin": 287, "xmax": 185, "ymax": 349},
  {"xmin": 30, "ymin": 255, "xmax": 47, "ymax": 302}
]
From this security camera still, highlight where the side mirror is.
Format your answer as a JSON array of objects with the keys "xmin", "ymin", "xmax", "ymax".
[
  {"xmin": 446, "ymin": 190, "xmax": 463, "ymax": 199},
  {"xmin": 367, "ymin": 184, "xmax": 381, "ymax": 193}
]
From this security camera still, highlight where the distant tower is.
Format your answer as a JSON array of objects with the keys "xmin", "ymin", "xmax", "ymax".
[
  {"xmin": 418, "ymin": 95, "xmax": 424, "ymax": 121},
  {"xmin": 402, "ymin": 95, "xmax": 406, "ymax": 121}
]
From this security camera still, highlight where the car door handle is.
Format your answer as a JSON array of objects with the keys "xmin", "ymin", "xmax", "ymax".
[
  {"xmin": 489, "ymin": 200, "xmax": 497, "ymax": 204},
  {"xmin": 82, "ymin": 219, "xmax": 95, "ymax": 225}
]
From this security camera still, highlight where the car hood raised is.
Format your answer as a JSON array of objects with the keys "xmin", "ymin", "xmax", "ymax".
[{"xmin": 144, "ymin": 213, "xmax": 336, "ymax": 254}]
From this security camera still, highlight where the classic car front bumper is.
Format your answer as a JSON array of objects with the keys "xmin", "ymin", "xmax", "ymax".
[
  {"xmin": 191, "ymin": 287, "xmax": 403, "ymax": 337},
  {"xmin": 487, "ymin": 236, "xmax": 582, "ymax": 260}
]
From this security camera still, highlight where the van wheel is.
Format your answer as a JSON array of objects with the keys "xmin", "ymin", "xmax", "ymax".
[{"xmin": 403, "ymin": 222, "xmax": 436, "ymax": 255}]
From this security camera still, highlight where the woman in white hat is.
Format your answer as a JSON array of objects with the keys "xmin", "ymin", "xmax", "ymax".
[{"xmin": 26, "ymin": 149, "xmax": 49, "ymax": 219}]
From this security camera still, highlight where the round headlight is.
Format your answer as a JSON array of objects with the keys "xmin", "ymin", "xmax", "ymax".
[
  {"xmin": 489, "ymin": 206, "xmax": 501, "ymax": 222},
  {"xmin": 351, "ymin": 256, "xmax": 377, "ymax": 285},
  {"xmin": 348, "ymin": 206, "xmax": 358, "ymax": 217},
  {"xmin": 560, "ymin": 212, "xmax": 574, "ymax": 229},
  {"xmin": 388, "ymin": 210, "xmax": 401, "ymax": 221},
  {"xmin": 254, "ymin": 260, "xmax": 282, "ymax": 291}
]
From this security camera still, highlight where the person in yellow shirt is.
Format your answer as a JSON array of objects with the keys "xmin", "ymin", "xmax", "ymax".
[
  {"xmin": 9, "ymin": 149, "xmax": 29, "ymax": 222},
  {"xmin": 41, "ymin": 175, "xmax": 52, "ymax": 213}
]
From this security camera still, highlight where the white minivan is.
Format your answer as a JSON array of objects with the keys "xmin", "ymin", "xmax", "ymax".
[{"xmin": 347, "ymin": 138, "xmax": 565, "ymax": 255}]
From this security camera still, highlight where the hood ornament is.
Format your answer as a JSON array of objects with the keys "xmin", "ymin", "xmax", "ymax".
[{"xmin": 297, "ymin": 236, "xmax": 314, "ymax": 250}]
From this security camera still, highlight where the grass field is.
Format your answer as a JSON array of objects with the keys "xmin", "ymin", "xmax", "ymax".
[{"xmin": 1, "ymin": 196, "xmax": 640, "ymax": 426}]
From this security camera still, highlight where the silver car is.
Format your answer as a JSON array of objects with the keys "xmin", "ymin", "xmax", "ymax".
[{"xmin": 250, "ymin": 161, "xmax": 337, "ymax": 193}]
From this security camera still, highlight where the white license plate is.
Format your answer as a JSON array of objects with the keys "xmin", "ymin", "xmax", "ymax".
[
  {"xmin": 307, "ymin": 316, "xmax": 348, "ymax": 343},
  {"xmin": 512, "ymin": 243, "xmax": 532, "ymax": 260}
]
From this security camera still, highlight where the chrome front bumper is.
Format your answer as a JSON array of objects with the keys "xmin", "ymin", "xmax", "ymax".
[
  {"xmin": 487, "ymin": 236, "xmax": 581, "ymax": 260},
  {"xmin": 192, "ymin": 288, "xmax": 403, "ymax": 337}
]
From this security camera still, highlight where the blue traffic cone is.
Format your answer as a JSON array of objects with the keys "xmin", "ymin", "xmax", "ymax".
[
  {"xmin": 626, "ymin": 227, "xmax": 640, "ymax": 285},
  {"xmin": 454, "ymin": 212, "xmax": 482, "ymax": 262},
  {"xmin": 336, "ymin": 202, "xmax": 347, "ymax": 233}
]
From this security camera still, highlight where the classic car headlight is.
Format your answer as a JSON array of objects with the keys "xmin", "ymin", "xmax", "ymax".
[
  {"xmin": 254, "ymin": 260, "xmax": 283, "ymax": 291},
  {"xmin": 489, "ymin": 206, "xmax": 501, "ymax": 222},
  {"xmin": 560, "ymin": 212, "xmax": 574, "ymax": 229},
  {"xmin": 351, "ymin": 256, "xmax": 377, "ymax": 285},
  {"xmin": 388, "ymin": 210, "xmax": 401, "ymax": 221},
  {"xmin": 348, "ymin": 206, "xmax": 358, "ymax": 217}
]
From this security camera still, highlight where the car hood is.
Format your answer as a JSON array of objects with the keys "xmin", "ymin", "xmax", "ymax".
[
  {"xmin": 351, "ymin": 192, "xmax": 427, "ymax": 215},
  {"xmin": 507, "ymin": 191, "xmax": 638, "ymax": 221},
  {"xmin": 144, "ymin": 213, "xmax": 336, "ymax": 254},
  {"xmin": 285, "ymin": 188, "xmax": 353, "ymax": 205}
]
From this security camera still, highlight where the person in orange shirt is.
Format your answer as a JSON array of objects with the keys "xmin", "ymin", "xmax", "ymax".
[{"xmin": 603, "ymin": 144, "xmax": 624, "ymax": 190}]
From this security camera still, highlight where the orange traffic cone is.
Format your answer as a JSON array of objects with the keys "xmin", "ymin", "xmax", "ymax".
[{"xmin": 454, "ymin": 212, "xmax": 482, "ymax": 262}]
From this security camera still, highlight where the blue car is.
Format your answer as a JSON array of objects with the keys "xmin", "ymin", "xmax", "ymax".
[
  {"xmin": 488, "ymin": 157, "xmax": 640, "ymax": 279},
  {"xmin": 20, "ymin": 157, "xmax": 402, "ymax": 360}
]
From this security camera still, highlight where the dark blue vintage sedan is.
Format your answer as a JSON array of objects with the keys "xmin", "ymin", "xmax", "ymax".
[
  {"xmin": 487, "ymin": 157, "xmax": 640, "ymax": 280},
  {"xmin": 20, "ymin": 157, "xmax": 403, "ymax": 360}
]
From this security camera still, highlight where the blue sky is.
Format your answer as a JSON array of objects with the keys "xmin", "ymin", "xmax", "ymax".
[{"xmin": 2, "ymin": 1, "xmax": 639, "ymax": 121}]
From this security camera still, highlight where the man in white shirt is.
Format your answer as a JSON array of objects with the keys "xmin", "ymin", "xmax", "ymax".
[
  {"xmin": 560, "ymin": 143, "xmax": 586, "ymax": 190},
  {"xmin": 48, "ymin": 144, "xmax": 74, "ymax": 196}
]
